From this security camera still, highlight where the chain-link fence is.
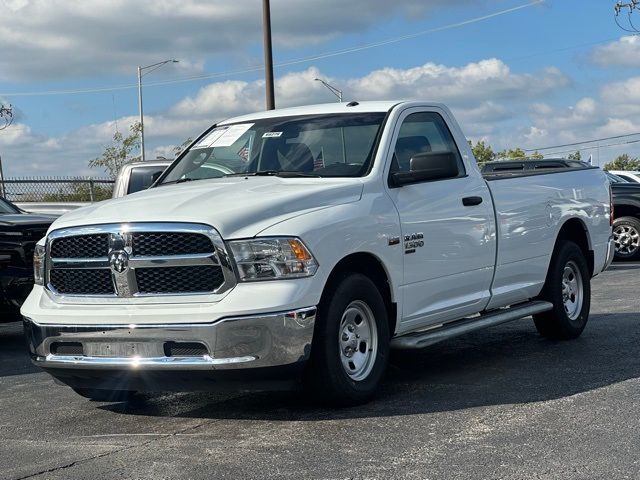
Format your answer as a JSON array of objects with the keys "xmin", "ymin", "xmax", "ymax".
[{"xmin": 0, "ymin": 177, "xmax": 114, "ymax": 203}]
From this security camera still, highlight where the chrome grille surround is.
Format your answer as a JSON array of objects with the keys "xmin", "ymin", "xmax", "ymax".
[{"xmin": 45, "ymin": 223, "xmax": 236, "ymax": 303}]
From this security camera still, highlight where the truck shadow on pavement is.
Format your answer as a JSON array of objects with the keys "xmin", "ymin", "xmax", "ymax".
[
  {"xmin": 0, "ymin": 320, "xmax": 40, "ymax": 378},
  {"xmin": 99, "ymin": 312, "xmax": 640, "ymax": 420}
]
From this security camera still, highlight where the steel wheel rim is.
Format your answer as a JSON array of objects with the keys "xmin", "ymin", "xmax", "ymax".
[
  {"xmin": 613, "ymin": 224, "xmax": 640, "ymax": 256},
  {"xmin": 338, "ymin": 300, "xmax": 378, "ymax": 381},
  {"xmin": 562, "ymin": 260, "xmax": 583, "ymax": 321}
]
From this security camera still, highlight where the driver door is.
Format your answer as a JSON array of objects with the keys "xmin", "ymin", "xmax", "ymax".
[{"xmin": 386, "ymin": 107, "xmax": 496, "ymax": 332}]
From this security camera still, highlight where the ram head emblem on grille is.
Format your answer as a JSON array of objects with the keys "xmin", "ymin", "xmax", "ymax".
[{"xmin": 109, "ymin": 250, "xmax": 129, "ymax": 274}]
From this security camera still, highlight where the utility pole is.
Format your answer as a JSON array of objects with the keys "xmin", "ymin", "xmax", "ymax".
[
  {"xmin": 262, "ymin": 0, "xmax": 275, "ymax": 110},
  {"xmin": 614, "ymin": 1, "xmax": 640, "ymax": 32}
]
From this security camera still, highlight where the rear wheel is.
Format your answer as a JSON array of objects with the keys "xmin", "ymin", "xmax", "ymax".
[
  {"xmin": 613, "ymin": 216, "xmax": 640, "ymax": 261},
  {"xmin": 71, "ymin": 387, "xmax": 136, "ymax": 402},
  {"xmin": 306, "ymin": 273, "xmax": 389, "ymax": 406},
  {"xmin": 533, "ymin": 241, "xmax": 591, "ymax": 340}
]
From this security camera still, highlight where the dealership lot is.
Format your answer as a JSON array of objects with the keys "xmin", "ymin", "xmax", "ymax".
[{"xmin": 1, "ymin": 264, "xmax": 639, "ymax": 480}]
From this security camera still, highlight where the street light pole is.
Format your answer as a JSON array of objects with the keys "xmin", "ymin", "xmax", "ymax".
[
  {"xmin": 314, "ymin": 78, "xmax": 343, "ymax": 102},
  {"xmin": 314, "ymin": 78, "xmax": 346, "ymax": 162},
  {"xmin": 262, "ymin": 0, "xmax": 275, "ymax": 110},
  {"xmin": 137, "ymin": 66, "xmax": 145, "ymax": 162},
  {"xmin": 137, "ymin": 59, "xmax": 179, "ymax": 161}
]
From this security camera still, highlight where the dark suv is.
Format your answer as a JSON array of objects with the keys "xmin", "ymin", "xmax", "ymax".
[
  {"xmin": 0, "ymin": 197, "xmax": 54, "ymax": 319},
  {"xmin": 607, "ymin": 175, "xmax": 640, "ymax": 260}
]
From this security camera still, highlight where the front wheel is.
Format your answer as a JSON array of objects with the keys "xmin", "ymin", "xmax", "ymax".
[
  {"xmin": 533, "ymin": 241, "xmax": 591, "ymax": 340},
  {"xmin": 305, "ymin": 273, "xmax": 390, "ymax": 406}
]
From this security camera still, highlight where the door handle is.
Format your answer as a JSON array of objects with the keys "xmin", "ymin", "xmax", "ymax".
[{"xmin": 462, "ymin": 196, "xmax": 483, "ymax": 206}]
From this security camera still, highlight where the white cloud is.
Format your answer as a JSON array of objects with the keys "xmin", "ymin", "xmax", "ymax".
[
  {"xmin": 592, "ymin": 35, "xmax": 640, "ymax": 68},
  {"xmin": 347, "ymin": 60, "xmax": 569, "ymax": 106},
  {"xmin": 0, "ymin": 0, "xmax": 472, "ymax": 81},
  {"xmin": 0, "ymin": 59, "xmax": 571, "ymax": 176}
]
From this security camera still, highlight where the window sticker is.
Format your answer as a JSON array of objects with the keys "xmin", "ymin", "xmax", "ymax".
[
  {"xmin": 192, "ymin": 128, "xmax": 226, "ymax": 149},
  {"xmin": 210, "ymin": 123, "xmax": 254, "ymax": 147},
  {"xmin": 262, "ymin": 131, "xmax": 283, "ymax": 138}
]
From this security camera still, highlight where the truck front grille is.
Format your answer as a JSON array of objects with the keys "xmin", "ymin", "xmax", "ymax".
[
  {"xmin": 136, "ymin": 265, "xmax": 224, "ymax": 294},
  {"xmin": 46, "ymin": 223, "xmax": 233, "ymax": 298},
  {"xmin": 132, "ymin": 232, "xmax": 214, "ymax": 256},
  {"xmin": 49, "ymin": 269, "xmax": 115, "ymax": 295},
  {"xmin": 50, "ymin": 234, "xmax": 109, "ymax": 258}
]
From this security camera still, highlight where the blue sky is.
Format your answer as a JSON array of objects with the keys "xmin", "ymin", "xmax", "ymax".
[{"xmin": 1, "ymin": 0, "xmax": 638, "ymax": 177}]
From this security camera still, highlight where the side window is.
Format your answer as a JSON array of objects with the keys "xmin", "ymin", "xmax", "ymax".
[{"xmin": 390, "ymin": 112, "xmax": 465, "ymax": 180}]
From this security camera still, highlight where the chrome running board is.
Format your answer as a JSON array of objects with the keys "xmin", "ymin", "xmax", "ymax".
[{"xmin": 390, "ymin": 300, "xmax": 553, "ymax": 350}]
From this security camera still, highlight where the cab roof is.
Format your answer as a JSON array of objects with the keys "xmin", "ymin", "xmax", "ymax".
[{"xmin": 218, "ymin": 100, "xmax": 442, "ymax": 125}]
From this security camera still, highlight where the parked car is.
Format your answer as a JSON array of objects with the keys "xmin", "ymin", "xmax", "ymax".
[
  {"xmin": 606, "ymin": 177, "xmax": 640, "ymax": 260},
  {"xmin": 22, "ymin": 101, "xmax": 613, "ymax": 405},
  {"xmin": 608, "ymin": 170, "xmax": 640, "ymax": 183},
  {"xmin": 0, "ymin": 197, "xmax": 54, "ymax": 318},
  {"xmin": 112, "ymin": 160, "xmax": 172, "ymax": 198}
]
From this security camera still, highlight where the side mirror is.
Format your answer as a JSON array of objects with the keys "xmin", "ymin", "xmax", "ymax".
[{"xmin": 390, "ymin": 152, "xmax": 459, "ymax": 187}]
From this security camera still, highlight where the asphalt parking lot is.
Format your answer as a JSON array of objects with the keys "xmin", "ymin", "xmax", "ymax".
[{"xmin": 1, "ymin": 264, "xmax": 639, "ymax": 480}]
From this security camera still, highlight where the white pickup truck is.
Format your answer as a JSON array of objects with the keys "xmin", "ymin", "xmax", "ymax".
[{"xmin": 22, "ymin": 101, "xmax": 614, "ymax": 405}]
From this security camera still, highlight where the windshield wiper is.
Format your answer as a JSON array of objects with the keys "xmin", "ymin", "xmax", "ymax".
[
  {"xmin": 160, "ymin": 177, "xmax": 196, "ymax": 186},
  {"xmin": 223, "ymin": 170, "xmax": 320, "ymax": 178}
]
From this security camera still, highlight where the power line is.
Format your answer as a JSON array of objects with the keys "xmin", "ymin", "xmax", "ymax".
[
  {"xmin": 525, "ymin": 131, "xmax": 640, "ymax": 152},
  {"xmin": 541, "ymin": 137, "xmax": 640, "ymax": 157},
  {"xmin": 0, "ymin": 0, "xmax": 543, "ymax": 98}
]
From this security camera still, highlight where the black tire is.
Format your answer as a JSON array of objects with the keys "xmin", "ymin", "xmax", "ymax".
[
  {"xmin": 533, "ymin": 241, "xmax": 591, "ymax": 340},
  {"xmin": 305, "ymin": 273, "xmax": 390, "ymax": 406},
  {"xmin": 613, "ymin": 216, "xmax": 640, "ymax": 261},
  {"xmin": 71, "ymin": 387, "xmax": 136, "ymax": 402}
]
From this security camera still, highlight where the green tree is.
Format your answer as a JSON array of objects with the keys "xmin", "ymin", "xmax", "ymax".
[
  {"xmin": 567, "ymin": 150, "xmax": 581, "ymax": 161},
  {"xmin": 496, "ymin": 147, "xmax": 527, "ymax": 160},
  {"xmin": 173, "ymin": 137, "xmax": 193, "ymax": 157},
  {"xmin": 468, "ymin": 140, "xmax": 495, "ymax": 166},
  {"xmin": 89, "ymin": 122, "xmax": 142, "ymax": 179},
  {"xmin": 529, "ymin": 151, "xmax": 544, "ymax": 160},
  {"xmin": 603, "ymin": 153, "xmax": 640, "ymax": 171}
]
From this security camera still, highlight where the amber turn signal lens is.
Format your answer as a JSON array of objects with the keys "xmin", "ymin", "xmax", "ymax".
[{"xmin": 288, "ymin": 239, "xmax": 312, "ymax": 261}]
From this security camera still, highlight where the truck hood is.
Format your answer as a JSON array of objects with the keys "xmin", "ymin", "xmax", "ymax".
[
  {"xmin": 0, "ymin": 214, "xmax": 56, "ymax": 228},
  {"xmin": 49, "ymin": 176, "xmax": 364, "ymax": 239}
]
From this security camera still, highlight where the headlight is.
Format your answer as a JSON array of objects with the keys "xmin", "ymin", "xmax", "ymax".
[
  {"xmin": 33, "ymin": 243, "xmax": 46, "ymax": 286},
  {"xmin": 229, "ymin": 237, "xmax": 318, "ymax": 281}
]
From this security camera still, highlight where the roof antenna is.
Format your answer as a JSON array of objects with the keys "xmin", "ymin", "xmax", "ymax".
[{"xmin": 346, "ymin": 101, "xmax": 359, "ymax": 107}]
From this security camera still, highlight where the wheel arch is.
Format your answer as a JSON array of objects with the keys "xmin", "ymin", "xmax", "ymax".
[
  {"xmin": 553, "ymin": 217, "xmax": 594, "ymax": 276},
  {"xmin": 613, "ymin": 202, "xmax": 640, "ymax": 220},
  {"xmin": 321, "ymin": 252, "xmax": 398, "ymax": 336}
]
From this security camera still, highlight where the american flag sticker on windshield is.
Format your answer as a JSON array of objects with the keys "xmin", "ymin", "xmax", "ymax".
[
  {"xmin": 237, "ymin": 137, "xmax": 252, "ymax": 162},
  {"xmin": 314, "ymin": 148, "xmax": 324, "ymax": 170}
]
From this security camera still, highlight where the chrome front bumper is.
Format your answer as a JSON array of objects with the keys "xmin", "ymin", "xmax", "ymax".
[{"xmin": 24, "ymin": 307, "xmax": 316, "ymax": 372}]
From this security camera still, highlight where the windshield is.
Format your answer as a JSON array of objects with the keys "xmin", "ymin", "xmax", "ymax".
[
  {"xmin": 0, "ymin": 198, "xmax": 20, "ymax": 214},
  {"xmin": 159, "ymin": 113, "xmax": 386, "ymax": 184}
]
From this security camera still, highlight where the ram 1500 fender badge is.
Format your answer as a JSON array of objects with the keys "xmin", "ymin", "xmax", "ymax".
[{"xmin": 404, "ymin": 233, "xmax": 424, "ymax": 254}]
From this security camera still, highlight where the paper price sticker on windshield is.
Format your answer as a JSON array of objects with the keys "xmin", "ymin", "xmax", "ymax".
[
  {"xmin": 262, "ymin": 132, "xmax": 283, "ymax": 138},
  {"xmin": 192, "ymin": 128, "xmax": 226, "ymax": 149},
  {"xmin": 210, "ymin": 123, "xmax": 254, "ymax": 147}
]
